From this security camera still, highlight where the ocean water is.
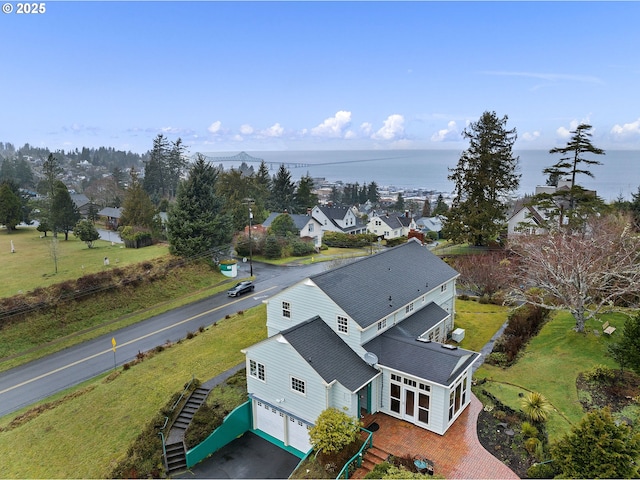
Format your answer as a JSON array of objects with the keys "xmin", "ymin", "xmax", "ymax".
[{"xmin": 205, "ymin": 149, "xmax": 640, "ymax": 202}]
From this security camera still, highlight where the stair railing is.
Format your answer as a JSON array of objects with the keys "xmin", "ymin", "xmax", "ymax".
[
  {"xmin": 336, "ymin": 427, "xmax": 373, "ymax": 480},
  {"xmin": 159, "ymin": 375, "xmax": 196, "ymax": 472}
]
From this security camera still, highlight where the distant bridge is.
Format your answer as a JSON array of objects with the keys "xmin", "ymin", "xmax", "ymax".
[{"xmin": 196, "ymin": 151, "xmax": 310, "ymax": 169}]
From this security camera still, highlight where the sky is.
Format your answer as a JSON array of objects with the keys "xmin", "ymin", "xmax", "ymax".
[{"xmin": 2, "ymin": 1, "xmax": 640, "ymax": 155}]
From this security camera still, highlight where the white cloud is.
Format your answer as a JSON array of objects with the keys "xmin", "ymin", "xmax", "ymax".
[
  {"xmin": 522, "ymin": 131, "xmax": 541, "ymax": 142},
  {"xmin": 372, "ymin": 114, "xmax": 405, "ymax": 141},
  {"xmin": 344, "ymin": 130, "xmax": 356, "ymax": 139},
  {"xmin": 611, "ymin": 118, "xmax": 640, "ymax": 140},
  {"xmin": 262, "ymin": 123, "xmax": 284, "ymax": 138},
  {"xmin": 430, "ymin": 120, "xmax": 459, "ymax": 142},
  {"xmin": 240, "ymin": 124, "xmax": 254, "ymax": 135},
  {"xmin": 360, "ymin": 122, "xmax": 373, "ymax": 136},
  {"xmin": 208, "ymin": 121, "xmax": 222, "ymax": 134},
  {"xmin": 556, "ymin": 117, "xmax": 592, "ymax": 139},
  {"xmin": 232, "ymin": 134, "xmax": 243, "ymax": 142},
  {"xmin": 311, "ymin": 111, "xmax": 352, "ymax": 138},
  {"xmin": 481, "ymin": 70, "xmax": 603, "ymax": 85}
]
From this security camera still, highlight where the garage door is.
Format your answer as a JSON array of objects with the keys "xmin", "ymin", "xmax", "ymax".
[
  {"xmin": 287, "ymin": 416, "xmax": 312, "ymax": 453},
  {"xmin": 255, "ymin": 400, "xmax": 285, "ymax": 442}
]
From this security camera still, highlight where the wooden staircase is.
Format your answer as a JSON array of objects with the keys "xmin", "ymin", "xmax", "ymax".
[
  {"xmin": 351, "ymin": 445, "xmax": 392, "ymax": 479},
  {"xmin": 163, "ymin": 386, "xmax": 210, "ymax": 475}
]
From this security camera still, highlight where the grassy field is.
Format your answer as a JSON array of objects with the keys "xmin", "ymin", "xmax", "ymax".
[
  {"xmin": 475, "ymin": 310, "xmax": 626, "ymax": 441},
  {"xmin": 0, "ymin": 226, "xmax": 169, "ymax": 298},
  {"xmin": 0, "ymin": 306, "xmax": 267, "ymax": 479},
  {"xmin": 453, "ymin": 300, "xmax": 509, "ymax": 352}
]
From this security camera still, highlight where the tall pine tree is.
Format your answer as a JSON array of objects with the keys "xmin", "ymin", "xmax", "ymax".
[
  {"xmin": 443, "ymin": 111, "xmax": 519, "ymax": 246},
  {"xmin": 167, "ymin": 155, "xmax": 232, "ymax": 257},
  {"xmin": 270, "ymin": 164, "xmax": 296, "ymax": 212}
]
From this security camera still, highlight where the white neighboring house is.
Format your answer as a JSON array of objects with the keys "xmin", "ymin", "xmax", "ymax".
[
  {"xmin": 311, "ymin": 204, "xmax": 367, "ymax": 234},
  {"xmin": 507, "ymin": 180, "xmax": 598, "ymax": 237},
  {"xmin": 261, "ymin": 212, "xmax": 324, "ymax": 248},
  {"xmin": 241, "ymin": 239, "xmax": 480, "ymax": 455},
  {"xmin": 415, "ymin": 216, "xmax": 444, "ymax": 236},
  {"xmin": 367, "ymin": 212, "xmax": 416, "ymax": 239}
]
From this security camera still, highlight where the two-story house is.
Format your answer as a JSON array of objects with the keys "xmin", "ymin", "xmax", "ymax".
[
  {"xmin": 367, "ymin": 212, "xmax": 416, "ymax": 239},
  {"xmin": 241, "ymin": 239, "xmax": 480, "ymax": 455},
  {"xmin": 311, "ymin": 204, "xmax": 367, "ymax": 235}
]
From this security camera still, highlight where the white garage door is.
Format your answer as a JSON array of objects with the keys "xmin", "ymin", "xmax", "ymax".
[
  {"xmin": 255, "ymin": 400, "xmax": 285, "ymax": 442},
  {"xmin": 287, "ymin": 416, "xmax": 312, "ymax": 453}
]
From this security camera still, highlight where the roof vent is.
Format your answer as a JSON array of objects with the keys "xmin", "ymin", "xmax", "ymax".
[
  {"xmin": 441, "ymin": 344, "xmax": 458, "ymax": 350},
  {"xmin": 416, "ymin": 337, "xmax": 431, "ymax": 343}
]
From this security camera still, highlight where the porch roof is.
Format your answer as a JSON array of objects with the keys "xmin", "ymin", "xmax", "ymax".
[{"xmin": 364, "ymin": 319, "xmax": 479, "ymax": 386}]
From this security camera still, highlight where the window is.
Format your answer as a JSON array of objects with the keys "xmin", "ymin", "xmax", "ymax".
[
  {"xmin": 418, "ymin": 392, "xmax": 430, "ymax": 424},
  {"xmin": 377, "ymin": 318, "xmax": 387, "ymax": 331},
  {"xmin": 441, "ymin": 284, "xmax": 447, "ymax": 292},
  {"xmin": 249, "ymin": 360, "xmax": 266, "ymax": 381},
  {"xmin": 390, "ymin": 382, "xmax": 401, "ymax": 413},
  {"xmin": 405, "ymin": 302, "xmax": 414, "ymax": 314},
  {"xmin": 403, "ymin": 378, "xmax": 416, "ymax": 387},
  {"xmin": 291, "ymin": 377, "xmax": 306, "ymax": 394},
  {"xmin": 375, "ymin": 220, "xmax": 381, "ymax": 226},
  {"xmin": 337, "ymin": 315, "xmax": 348, "ymax": 334},
  {"xmin": 282, "ymin": 301, "xmax": 291, "ymax": 318},
  {"xmin": 308, "ymin": 223, "xmax": 314, "ymax": 232},
  {"xmin": 448, "ymin": 376, "xmax": 467, "ymax": 420}
]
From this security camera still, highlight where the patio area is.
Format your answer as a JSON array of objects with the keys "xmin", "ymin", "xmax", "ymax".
[{"xmin": 355, "ymin": 394, "xmax": 519, "ymax": 479}]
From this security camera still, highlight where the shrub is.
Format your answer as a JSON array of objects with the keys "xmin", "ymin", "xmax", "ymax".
[
  {"xmin": 520, "ymin": 392, "xmax": 553, "ymax": 423},
  {"xmin": 486, "ymin": 352, "xmax": 509, "ymax": 367},
  {"xmin": 526, "ymin": 462, "xmax": 557, "ymax": 479},
  {"xmin": 309, "ymin": 408, "xmax": 360, "ymax": 455},
  {"xmin": 521, "ymin": 421, "xmax": 539, "ymax": 439},
  {"xmin": 263, "ymin": 234, "xmax": 282, "ymax": 259},
  {"xmin": 583, "ymin": 364, "xmax": 616, "ymax": 382},
  {"xmin": 365, "ymin": 462, "xmax": 392, "ymax": 479},
  {"xmin": 291, "ymin": 238, "xmax": 316, "ymax": 256},
  {"xmin": 524, "ymin": 437, "xmax": 542, "ymax": 454}
]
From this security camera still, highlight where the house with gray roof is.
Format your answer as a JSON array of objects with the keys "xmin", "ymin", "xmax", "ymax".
[
  {"xmin": 311, "ymin": 204, "xmax": 367, "ymax": 235},
  {"xmin": 261, "ymin": 212, "xmax": 323, "ymax": 247},
  {"xmin": 367, "ymin": 211, "xmax": 416, "ymax": 239},
  {"xmin": 241, "ymin": 239, "xmax": 480, "ymax": 455}
]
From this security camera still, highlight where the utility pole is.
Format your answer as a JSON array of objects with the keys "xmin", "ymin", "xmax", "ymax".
[{"xmin": 248, "ymin": 206, "xmax": 254, "ymax": 276}]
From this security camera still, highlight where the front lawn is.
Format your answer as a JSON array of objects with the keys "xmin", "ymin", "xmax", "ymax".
[{"xmin": 453, "ymin": 299, "xmax": 509, "ymax": 352}]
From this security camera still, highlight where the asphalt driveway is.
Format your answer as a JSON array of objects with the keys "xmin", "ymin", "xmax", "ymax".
[{"xmin": 176, "ymin": 432, "xmax": 301, "ymax": 479}]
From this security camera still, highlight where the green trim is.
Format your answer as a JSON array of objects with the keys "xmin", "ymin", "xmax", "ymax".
[{"xmin": 251, "ymin": 429, "xmax": 307, "ymax": 459}]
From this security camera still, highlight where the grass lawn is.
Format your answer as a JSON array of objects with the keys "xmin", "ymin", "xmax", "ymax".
[
  {"xmin": 0, "ymin": 261, "xmax": 238, "ymax": 373},
  {"xmin": 251, "ymin": 246, "xmax": 372, "ymax": 265},
  {"xmin": 453, "ymin": 299, "xmax": 509, "ymax": 352},
  {"xmin": 0, "ymin": 226, "xmax": 168, "ymax": 298},
  {"xmin": 474, "ymin": 310, "xmax": 626, "ymax": 441},
  {"xmin": 0, "ymin": 306, "xmax": 267, "ymax": 479}
]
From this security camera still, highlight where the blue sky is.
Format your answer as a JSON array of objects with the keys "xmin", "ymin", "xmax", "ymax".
[{"xmin": 2, "ymin": 1, "xmax": 640, "ymax": 154}]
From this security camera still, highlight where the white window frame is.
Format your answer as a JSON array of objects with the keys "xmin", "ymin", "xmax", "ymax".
[
  {"xmin": 441, "ymin": 284, "xmax": 447, "ymax": 292},
  {"xmin": 337, "ymin": 315, "xmax": 348, "ymax": 334},
  {"xmin": 291, "ymin": 376, "xmax": 306, "ymax": 395},
  {"xmin": 282, "ymin": 301, "xmax": 291, "ymax": 318},
  {"xmin": 249, "ymin": 359, "xmax": 266, "ymax": 382},
  {"xmin": 405, "ymin": 302, "xmax": 414, "ymax": 314},
  {"xmin": 377, "ymin": 318, "xmax": 387, "ymax": 331}
]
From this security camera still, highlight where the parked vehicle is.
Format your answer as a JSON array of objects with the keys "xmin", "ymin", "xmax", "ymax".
[{"xmin": 227, "ymin": 281, "xmax": 255, "ymax": 297}]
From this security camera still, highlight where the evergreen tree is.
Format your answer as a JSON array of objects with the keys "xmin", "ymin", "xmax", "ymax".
[
  {"xmin": 270, "ymin": 164, "xmax": 296, "ymax": 212},
  {"xmin": 443, "ymin": 111, "xmax": 519, "ymax": 246},
  {"xmin": 0, "ymin": 182, "xmax": 22, "ymax": 232},
  {"xmin": 167, "ymin": 155, "xmax": 232, "ymax": 257},
  {"xmin": 608, "ymin": 313, "xmax": 640, "ymax": 374},
  {"xmin": 143, "ymin": 134, "xmax": 171, "ymax": 201},
  {"xmin": 631, "ymin": 185, "xmax": 640, "ymax": 229},
  {"xmin": 433, "ymin": 194, "xmax": 448, "ymax": 216},
  {"xmin": 294, "ymin": 173, "xmax": 318, "ymax": 213},
  {"xmin": 50, "ymin": 180, "xmax": 81, "ymax": 240},
  {"xmin": 551, "ymin": 408, "xmax": 640, "ymax": 479},
  {"xmin": 422, "ymin": 198, "xmax": 432, "ymax": 217},
  {"xmin": 367, "ymin": 181, "xmax": 380, "ymax": 204},
  {"xmin": 537, "ymin": 123, "xmax": 605, "ymax": 229},
  {"xmin": 253, "ymin": 160, "xmax": 272, "ymax": 210},
  {"xmin": 42, "ymin": 153, "xmax": 63, "ymax": 197},
  {"xmin": 330, "ymin": 185, "xmax": 342, "ymax": 204},
  {"xmin": 269, "ymin": 213, "xmax": 298, "ymax": 237},
  {"xmin": 167, "ymin": 138, "xmax": 188, "ymax": 198},
  {"xmin": 120, "ymin": 169, "xmax": 158, "ymax": 230},
  {"xmin": 216, "ymin": 168, "xmax": 258, "ymax": 233},
  {"xmin": 394, "ymin": 192, "xmax": 405, "ymax": 212}
]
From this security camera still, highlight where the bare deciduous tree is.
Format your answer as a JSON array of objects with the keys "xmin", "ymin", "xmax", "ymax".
[
  {"xmin": 506, "ymin": 214, "xmax": 640, "ymax": 333},
  {"xmin": 452, "ymin": 251, "xmax": 510, "ymax": 300}
]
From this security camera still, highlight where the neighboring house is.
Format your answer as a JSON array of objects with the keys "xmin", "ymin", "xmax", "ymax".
[
  {"xmin": 507, "ymin": 180, "xmax": 598, "ymax": 237},
  {"xmin": 415, "ymin": 216, "xmax": 444, "ymax": 236},
  {"xmin": 311, "ymin": 204, "xmax": 367, "ymax": 235},
  {"xmin": 367, "ymin": 212, "xmax": 416, "ymax": 239},
  {"xmin": 70, "ymin": 193, "xmax": 93, "ymax": 217},
  {"xmin": 262, "ymin": 212, "xmax": 324, "ymax": 248},
  {"xmin": 241, "ymin": 239, "xmax": 480, "ymax": 455},
  {"xmin": 98, "ymin": 206, "xmax": 123, "ymax": 229}
]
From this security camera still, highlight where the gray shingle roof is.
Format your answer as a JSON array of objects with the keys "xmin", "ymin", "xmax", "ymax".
[
  {"xmin": 388, "ymin": 302, "xmax": 449, "ymax": 338},
  {"xmin": 262, "ymin": 212, "xmax": 316, "ymax": 231},
  {"xmin": 98, "ymin": 207, "xmax": 123, "ymax": 218},
  {"xmin": 281, "ymin": 316, "xmax": 379, "ymax": 392},
  {"xmin": 378, "ymin": 213, "xmax": 411, "ymax": 229},
  {"xmin": 310, "ymin": 240, "xmax": 459, "ymax": 329},
  {"xmin": 364, "ymin": 323, "xmax": 479, "ymax": 385},
  {"xmin": 316, "ymin": 204, "xmax": 352, "ymax": 221}
]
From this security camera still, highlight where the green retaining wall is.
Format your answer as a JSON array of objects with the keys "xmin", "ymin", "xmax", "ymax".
[{"xmin": 186, "ymin": 401, "xmax": 252, "ymax": 468}]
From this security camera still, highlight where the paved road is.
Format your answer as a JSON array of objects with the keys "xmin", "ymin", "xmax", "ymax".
[{"xmin": 0, "ymin": 260, "xmax": 331, "ymax": 418}]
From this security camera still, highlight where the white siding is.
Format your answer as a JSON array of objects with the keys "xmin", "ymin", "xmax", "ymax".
[
  {"xmin": 429, "ymin": 383, "xmax": 449, "ymax": 435},
  {"xmin": 329, "ymin": 383, "xmax": 358, "ymax": 418},
  {"xmin": 245, "ymin": 338, "xmax": 328, "ymax": 425},
  {"xmin": 266, "ymin": 281, "xmax": 364, "ymax": 355}
]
